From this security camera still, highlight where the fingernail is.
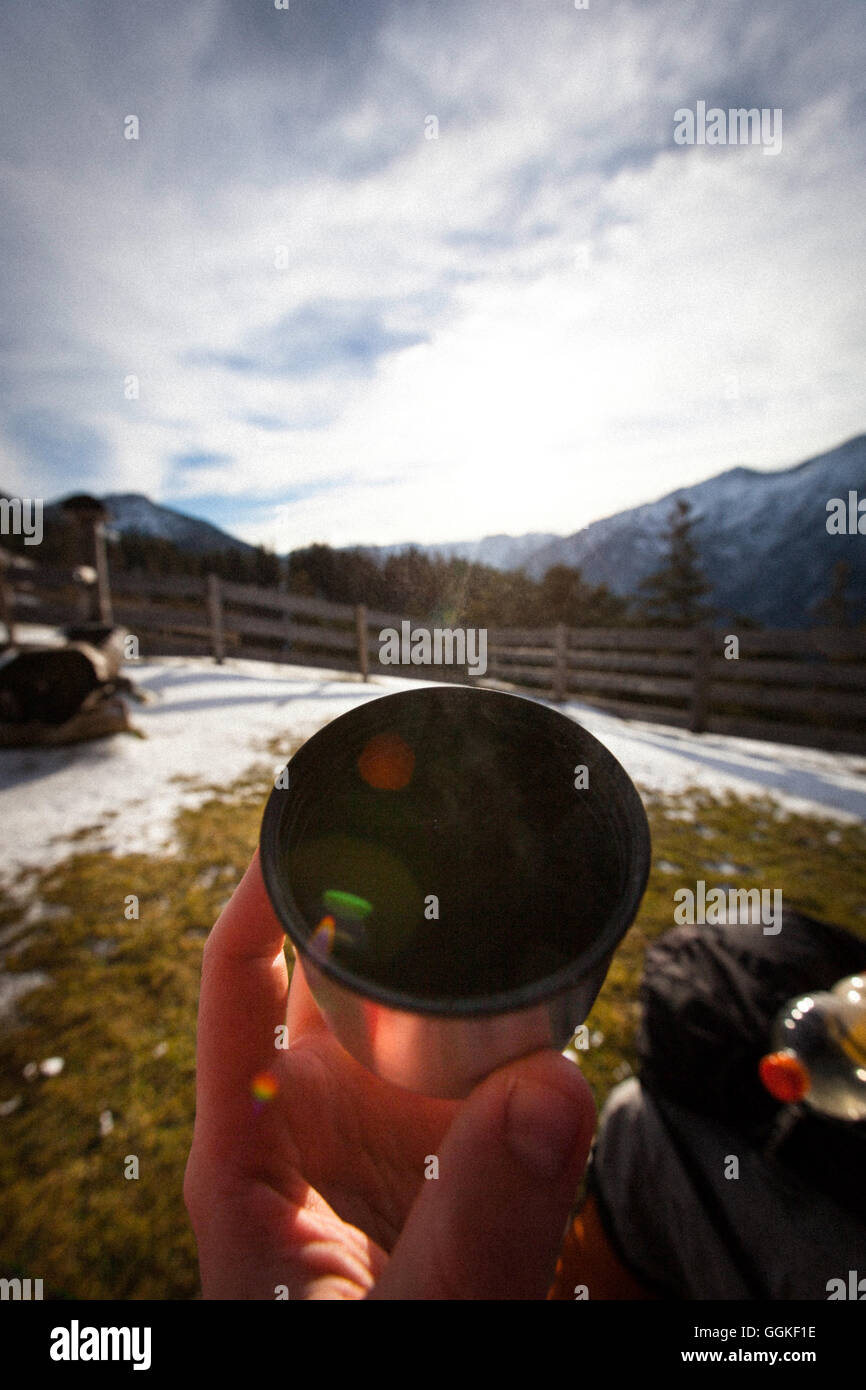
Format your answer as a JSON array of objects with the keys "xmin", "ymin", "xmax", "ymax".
[{"xmin": 506, "ymin": 1078, "xmax": 585, "ymax": 1179}]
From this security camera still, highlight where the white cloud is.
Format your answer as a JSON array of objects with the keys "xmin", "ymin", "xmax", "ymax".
[{"xmin": 1, "ymin": 0, "xmax": 864, "ymax": 548}]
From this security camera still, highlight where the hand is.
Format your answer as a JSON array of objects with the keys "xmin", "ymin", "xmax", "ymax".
[{"xmin": 184, "ymin": 849, "xmax": 596, "ymax": 1300}]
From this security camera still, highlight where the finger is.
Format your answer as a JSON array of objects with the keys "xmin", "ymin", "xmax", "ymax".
[
  {"xmin": 286, "ymin": 952, "xmax": 330, "ymax": 1041},
  {"xmin": 368, "ymin": 1049, "xmax": 595, "ymax": 1300},
  {"xmin": 188, "ymin": 1172, "xmax": 387, "ymax": 1301},
  {"xmin": 193, "ymin": 848, "xmax": 291, "ymax": 1150}
]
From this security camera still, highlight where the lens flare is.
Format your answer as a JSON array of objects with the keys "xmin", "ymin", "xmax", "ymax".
[
  {"xmin": 323, "ymin": 889, "xmax": 372, "ymax": 921},
  {"xmin": 251, "ymin": 1070, "xmax": 279, "ymax": 1102},
  {"xmin": 357, "ymin": 732, "xmax": 415, "ymax": 790},
  {"xmin": 310, "ymin": 913, "xmax": 337, "ymax": 957},
  {"xmin": 311, "ymin": 896, "xmax": 373, "ymax": 959}
]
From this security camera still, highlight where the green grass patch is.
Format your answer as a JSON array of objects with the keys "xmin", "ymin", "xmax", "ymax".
[
  {"xmin": 1, "ymin": 767, "xmax": 864, "ymax": 1299},
  {"xmin": 578, "ymin": 789, "xmax": 866, "ymax": 1102}
]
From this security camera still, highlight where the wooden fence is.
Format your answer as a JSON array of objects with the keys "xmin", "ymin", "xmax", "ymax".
[
  {"xmin": 4, "ymin": 563, "xmax": 866, "ymax": 754},
  {"xmin": 486, "ymin": 622, "xmax": 866, "ymax": 754}
]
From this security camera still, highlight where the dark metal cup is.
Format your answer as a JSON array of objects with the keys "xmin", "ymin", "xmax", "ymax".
[{"xmin": 260, "ymin": 684, "xmax": 650, "ymax": 1098}]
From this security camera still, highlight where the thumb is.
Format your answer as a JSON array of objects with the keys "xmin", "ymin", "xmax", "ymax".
[{"xmin": 368, "ymin": 1049, "xmax": 595, "ymax": 1301}]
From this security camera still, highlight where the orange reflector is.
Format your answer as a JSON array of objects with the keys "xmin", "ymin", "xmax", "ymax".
[
  {"xmin": 759, "ymin": 1050, "xmax": 810, "ymax": 1103},
  {"xmin": 357, "ymin": 732, "xmax": 415, "ymax": 790}
]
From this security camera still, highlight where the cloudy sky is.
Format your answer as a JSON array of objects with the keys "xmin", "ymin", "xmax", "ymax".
[{"xmin": 1, "ymin": 0, "xmax": 865, "ymax": 550}]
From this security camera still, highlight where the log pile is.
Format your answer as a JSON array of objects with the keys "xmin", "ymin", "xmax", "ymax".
[{"xmin": 0, "ymin": 626, "xmax": 143, "ymax": 747}]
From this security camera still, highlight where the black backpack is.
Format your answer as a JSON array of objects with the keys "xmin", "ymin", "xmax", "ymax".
[{"xmin": 636, "ymin": 908, "xmax": 866, "ymax": 1223}]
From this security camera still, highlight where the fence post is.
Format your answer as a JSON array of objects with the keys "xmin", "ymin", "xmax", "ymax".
[
  {"xmin": 207, "ymin": 573, "xmax": 225, "ymax": 665},
  {"xmin": 0, "ymin": 551, "xmax": 15, "ymax": 646},
  {"xmin": 94, "ymin": 519, "xmax": 113, "ymax": 626},
  {"xmin": 690, "ymin": 625, "xmax": 712, "ymax": 732},
  {"xmin": 355, "ymin": 604, "xmax": 369, "ymax": 682},
  {"xmin": 278, "ymin": 578, "xmax": 292, "ymax": 660},
  {"xmin": 552, "ymin": 622, "xmax": 568, "ymax": 702},
  {"xmin": 61, "ymin": 495, "xmax": 113, "ymax": 624}
]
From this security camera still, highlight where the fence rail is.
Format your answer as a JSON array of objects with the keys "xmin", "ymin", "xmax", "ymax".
[{"xmin": 3, "ymin": 563, "xmax": 866, "ymax": 754}]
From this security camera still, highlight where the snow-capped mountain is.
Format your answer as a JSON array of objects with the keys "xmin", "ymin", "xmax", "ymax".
[
  {"xmin": 351, "ymin": 435, "xmax": 866, "ymax": 624},
  {"xmin": 49, "ymin": 493, "xmax": 256, "ymax": 556},
  {"xmin": 523, "ymin": 434, "xmax": 866, "ymax": 626},
  {"xmin": 353, "ymin": 532, "xmax": 559, "ymax": 571},
  {"xmin": 16, "ymin": 432, "xmax": 865, "ymax": 627}
]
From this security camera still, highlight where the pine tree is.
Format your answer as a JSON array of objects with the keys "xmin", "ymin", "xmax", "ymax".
[
  {"xmin": 811, "ymin": 559, "xmax": 857, "ymax": 629},
  {"xmin": 637, "ymin": 498, "xmax": 714, "ymax": 627},
  {"xmin": 253, "ymin": 544, "xmax": 282, "ymax": 588},
  {"xmin": 536, "ymin": 564, "xmax": 630, "ymax": 627}
]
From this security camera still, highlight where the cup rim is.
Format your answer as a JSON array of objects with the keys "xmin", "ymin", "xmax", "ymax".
[{"xmin": 259, "ymin": 684, "xmax": 651, "ymax": 1018}]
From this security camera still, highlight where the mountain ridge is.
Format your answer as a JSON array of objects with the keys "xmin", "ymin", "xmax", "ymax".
[
  {"xmin": 8, "ymin": 431, "xmax": 865, "ymax": 626},
  {"xmin": 520, "ymin": 433, "xmax": 866, "ymax": 626}
]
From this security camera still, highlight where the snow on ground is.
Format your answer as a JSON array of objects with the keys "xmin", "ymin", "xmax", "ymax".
[
  {"xmin": 566, "ymin": 701, "xmax": 866, "ymax": 824},
  {"xmin": 1, "ymin": 652, "xmax": 865, "ymax": 887}
]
